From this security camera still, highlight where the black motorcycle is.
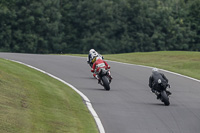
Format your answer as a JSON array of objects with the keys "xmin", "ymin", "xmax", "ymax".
[
  {"xmin": 153, "ymin": 80, "xmax": 171, "ymax": 106},
  {"xmin": 97, "ymin": 68, "xmax": 112, "ymax": 91}
]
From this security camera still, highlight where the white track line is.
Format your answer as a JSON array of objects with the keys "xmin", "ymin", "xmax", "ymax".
[
  {"xmin": 107, "ymin": 60, "xmax": 200, "ymax": 83},
  {"xmin": 8, "ymin": 59, "xmax": 105, "ymax": 133},
  {"xmin": 59, "ymin": 55, "xmax": 200, "ymax": 83}
]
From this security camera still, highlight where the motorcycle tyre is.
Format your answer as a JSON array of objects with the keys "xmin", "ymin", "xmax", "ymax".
[
  {"xmin": 102, "ymin": 76, "xmax": 110, "ymax": 91},
  {"xmin": 161, "ymin": 91, "xmax": 170, "ymax": 106}
]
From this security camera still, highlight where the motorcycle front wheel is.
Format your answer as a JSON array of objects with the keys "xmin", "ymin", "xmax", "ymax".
[{"xmin": 102, "ymin": 76, "xmax": 110, "ymax": 91}]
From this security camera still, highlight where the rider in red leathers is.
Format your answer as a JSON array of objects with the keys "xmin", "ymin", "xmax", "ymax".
[{"xmin": 91, "ymin": 57, "xmax": 112, "ymax": 83}]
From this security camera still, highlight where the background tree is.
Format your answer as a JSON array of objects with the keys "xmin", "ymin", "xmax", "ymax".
[{"xmin": 0, "ymin": 0, "xmax": 200, "ymax": 54}]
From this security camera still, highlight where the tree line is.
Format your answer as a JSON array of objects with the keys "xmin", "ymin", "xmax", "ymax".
[{"xmin": 0, "ymin": 0, "xmax": 200, "ymax": 54}]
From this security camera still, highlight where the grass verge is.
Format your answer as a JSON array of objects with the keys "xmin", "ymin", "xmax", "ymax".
[
  {"xmin": 0, "ymin": 58, "xmax": 98, "ymax": 133},
  {"xmin": 104, "ymin": 51, "xmax": 200, "ymax": 80},
  {"xmin": 67, "ymin": 51, "xmax": 200, "ymax": 80}
]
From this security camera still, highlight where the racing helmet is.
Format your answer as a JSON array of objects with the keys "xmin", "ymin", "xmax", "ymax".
[
  {"xmin": 89, "ymin": 49, "xmax": 95, "ymax": 54},
  {"xmin": 152, "ymin": 68, "xmax": 158, "ymax": 73}
]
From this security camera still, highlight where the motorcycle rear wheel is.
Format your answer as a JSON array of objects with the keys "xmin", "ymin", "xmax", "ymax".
[
  {"xmin": 102, "ymin": 76, "xmax": 110, "ymax": 91},
  {"xmin": 161, "ymin": 91, "xmax": 170, "ymax": 106}
]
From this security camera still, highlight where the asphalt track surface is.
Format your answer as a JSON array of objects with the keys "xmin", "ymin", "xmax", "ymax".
[{"xmin": 0, "ymin": 53, "xmax": 200, "ymax": 133}]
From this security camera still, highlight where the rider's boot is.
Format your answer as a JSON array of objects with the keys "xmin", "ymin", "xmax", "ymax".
[
  {"xmin": 166, "ymin": 89, "xmax": 172, "ymax": 95},
  {"xmin": 93, "ymin": 73, "xmax": 97, "ymax": 78},
  {"xmin": 157, "ymin": 94, "xmax": 161, "ymax": 99},
  {"xmin": 151, "ymin": 88, "xmax": 155, "ymax": 93},
  {"xmin": 108, "ymin": 75, "xmax": 112, "ymax": 83},
  {"xmin": 107, "ymin": 71, "xmax": 113, "ymax": 83},
  {"xmin": 95, "ymin": 75, "xmax": 101, "ymax": 84},
  {"xmin": 98, "ymin": 79, "xmax": 101, "ymax": 84},
  {"xmin": 153, "ymin": 90, "xmax": 160, "ymax": 99}
]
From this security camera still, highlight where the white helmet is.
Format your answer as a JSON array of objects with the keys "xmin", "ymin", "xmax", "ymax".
[
  {"xmin": 90, "ymin": 49, "xmax": 98, "ymax": 58},
  {"xmin": 89, "ymin": 49, "xmax": 95, "ymax": 54},
  {"xmin": 152, "ymin": 68, "xmax": 158, "ymax": 73}
]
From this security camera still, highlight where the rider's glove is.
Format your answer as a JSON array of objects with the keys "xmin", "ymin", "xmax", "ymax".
[{"xmin": 167, "ymin": 84, "xmax": 171, "ymax": 88}]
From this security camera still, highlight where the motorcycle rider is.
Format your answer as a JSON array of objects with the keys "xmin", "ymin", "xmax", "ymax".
[
  {"xmin": 87, "ymin": 49, "xmax": 104, "ymax": 67},
  {"xmin": 149, "ymin": 68, "xmax": 171, "ymax": 98},
  {"xmin": 91, "ymin": 57, "xmax": 112, "ymax": 83}
]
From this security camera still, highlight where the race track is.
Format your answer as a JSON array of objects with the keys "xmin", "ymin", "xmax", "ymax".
[{"xmin": 0, "ymin": 53, "xmax": 200, "ymax": 133}]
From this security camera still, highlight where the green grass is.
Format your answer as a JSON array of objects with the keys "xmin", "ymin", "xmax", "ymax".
[
  {"xmin": 67, "ymin": 51, "xmax": 200, "ymax": 80},
  {"xmin": 0, "ymin": 58, "xmax": 98, "ymax": 133},
  {"xmin": 104, "ymin": 51, "xmax": 200, "ymax": 80}
]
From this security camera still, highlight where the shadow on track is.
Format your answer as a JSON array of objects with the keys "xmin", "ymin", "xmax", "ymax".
[{"xmin": 81, "ymin": 87, "xmax": 108, "ymax": 91}]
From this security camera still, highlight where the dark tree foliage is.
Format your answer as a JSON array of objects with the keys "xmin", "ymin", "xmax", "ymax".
[{"xmin": 0, "ymin": 0, "xmax": 199, "ymax": 53}]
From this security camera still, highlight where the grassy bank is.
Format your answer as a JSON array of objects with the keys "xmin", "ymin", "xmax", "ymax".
[
  {"xmin": 0, "ymin": 58, "xmax": 98, "ymax": 133},
  {"xmin": 104, "ymin": 51, "xmax": 200, "ymax": 80},
  {"xmin": 69, "ymin": 51, "xmax": 200, "ymax": 80}
]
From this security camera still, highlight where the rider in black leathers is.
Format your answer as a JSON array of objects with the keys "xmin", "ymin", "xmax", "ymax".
[{"xmin": 149, "ymin": 68, "xmax": 172, "ymax": 96}]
